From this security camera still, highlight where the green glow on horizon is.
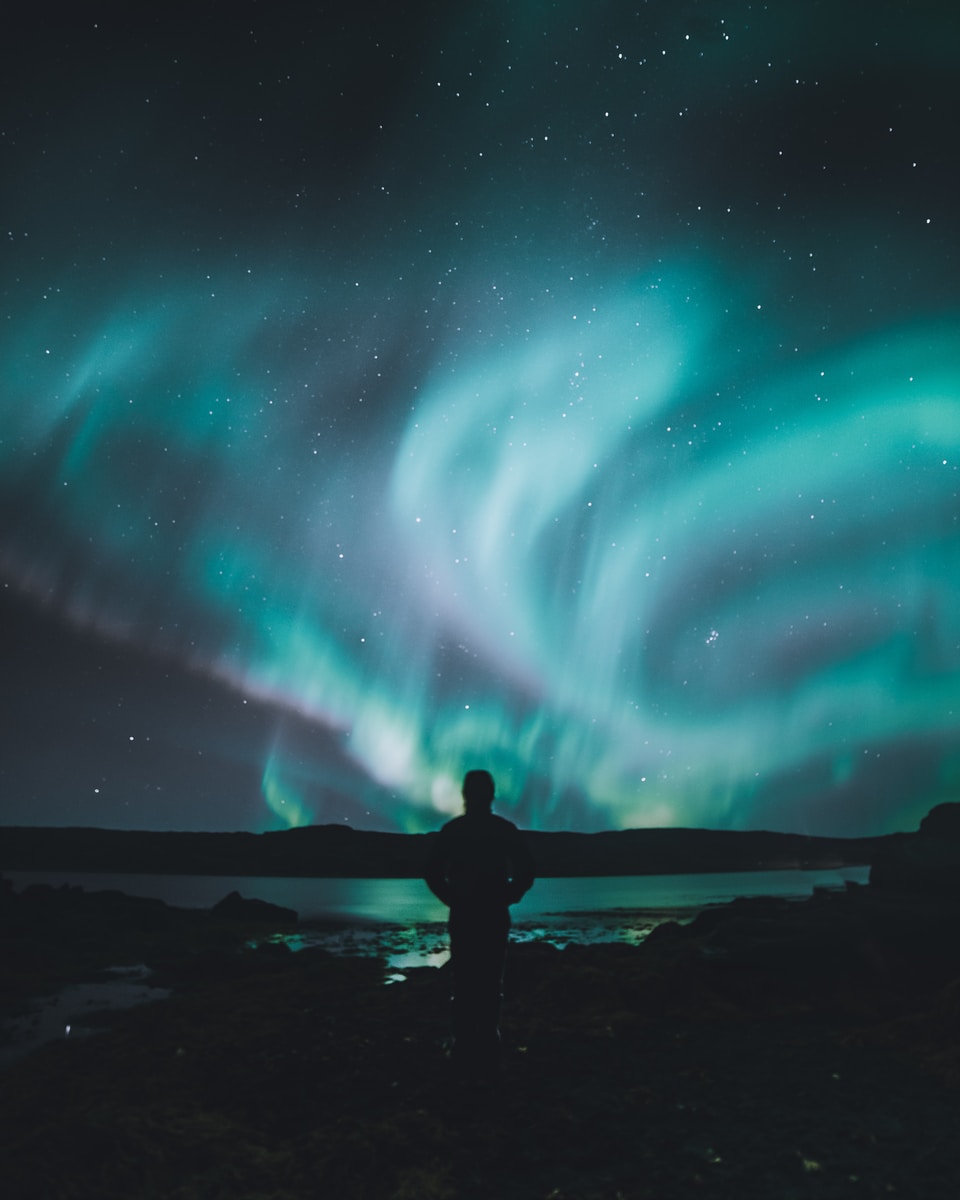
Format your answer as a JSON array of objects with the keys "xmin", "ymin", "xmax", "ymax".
[{"xmin": 261, "ymin": 751, "xmax": 312, "ymax": 830}]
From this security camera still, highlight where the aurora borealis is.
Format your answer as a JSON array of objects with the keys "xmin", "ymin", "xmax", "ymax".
[{"xmin": 1, "ymin": 2, "xmax": 957, "ymax": 835}]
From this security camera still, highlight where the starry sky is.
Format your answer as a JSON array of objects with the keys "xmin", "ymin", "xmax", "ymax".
[{"xmin": 1, "ymin": 1, "xmax": 958, "ymax": 836}]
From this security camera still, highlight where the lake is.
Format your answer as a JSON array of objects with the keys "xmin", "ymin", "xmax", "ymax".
[
  {"xmin": 1, "ymin": 864, "xmax": 872, "ymax": 1062},
  {"xmin": 7, "ymin": 865, "xmax": 870, "ymax": 970}
]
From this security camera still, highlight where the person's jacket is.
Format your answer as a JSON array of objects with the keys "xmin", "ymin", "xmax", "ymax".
[{"xmin": 424, "ymin": 811, "xmax": 535, "ymax": 910}]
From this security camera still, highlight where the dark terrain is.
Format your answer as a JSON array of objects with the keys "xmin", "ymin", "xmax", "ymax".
[
  {"xmin": 2, "ymin": 805, "xmax": 959, "ymax": 1199},
  {"xmin": 0, "ymin": 821, "xmax": 894, "ymax": 878}
]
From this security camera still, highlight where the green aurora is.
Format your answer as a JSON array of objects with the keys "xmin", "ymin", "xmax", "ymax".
[{"xmin": 1, "ymin": 2, "xmax": 957, "ymax": 834}]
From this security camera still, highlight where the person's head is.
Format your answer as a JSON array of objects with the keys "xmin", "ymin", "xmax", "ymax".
[{"xmin": 462, "ymin": 769, "xmax": 495, "ymax": 814}]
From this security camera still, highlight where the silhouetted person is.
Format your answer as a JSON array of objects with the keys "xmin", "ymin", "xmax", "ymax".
[{"xmin": 424, "ymin": 769, "xmax": 535, "ymax": 1070}]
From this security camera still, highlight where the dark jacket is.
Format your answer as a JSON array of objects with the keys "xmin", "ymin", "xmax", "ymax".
[{"xmin": 424, "ymin": 811, "xmax": 535, "ymax": 910}]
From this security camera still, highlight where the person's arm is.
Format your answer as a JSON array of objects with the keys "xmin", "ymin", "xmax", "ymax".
[
  {"xmin": 424, "ymin": 831, "xmax": 454, "ymax": 906},
  {"xmin": 506, "ymin": 828, "xmax": 535, "ymax": 904}
]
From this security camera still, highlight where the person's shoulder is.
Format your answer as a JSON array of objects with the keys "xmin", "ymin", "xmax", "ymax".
[
  {"xmin": 490, "ymin": 813, "xmax": 521, "ymax": 833},
  {"xmin": 438, "ymin": 815, "xmax": 467, "ymax": 834}
]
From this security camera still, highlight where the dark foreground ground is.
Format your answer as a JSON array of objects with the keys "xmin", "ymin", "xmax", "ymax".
[{"xmin": 2, "ymin": 877, "xmax": 960, "ymax": 1200}]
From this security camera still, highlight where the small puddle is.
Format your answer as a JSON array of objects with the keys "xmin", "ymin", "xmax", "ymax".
[{"xmin": 0, "ymin": 965, "xmax": 170, "ymax": 1069}]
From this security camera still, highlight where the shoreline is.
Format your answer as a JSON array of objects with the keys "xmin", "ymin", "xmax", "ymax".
[
  {"xmin": 3, "ymin": 868, "xmax": 960, "ymax": 1197},
  {"xmin": 2, "ymin": 863, "xmax": 871, "ymax": 925}
]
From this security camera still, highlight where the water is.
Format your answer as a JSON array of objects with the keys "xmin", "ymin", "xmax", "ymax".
[
  {"xmin": 3, "ymin": 866, "xmax": 869, "ymax": 1062},
  {"xmin": 7, "ymin": 865, "xmax": 870, "ymax": 959}
]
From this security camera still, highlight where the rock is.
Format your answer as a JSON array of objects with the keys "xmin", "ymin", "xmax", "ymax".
[
  {"xmin": 642, "ymin": 919, "xmax": 686, "ymax": 950},
  {"xmin": 869, "ymin": 834, "xmax": 960, "ymax": 897},
  {"xmin": 210, "ymin": 890, "xmax": 298, "ymax": 924},
  {"xmin": 919, "ymin": 802, "xmax": 960, "ymax": 839},
  {"xmin": 11, "ymin": 881, "xmax": 176, "ymax": 929},
  {"xmin": 867, "ymin": 804, "xmax": 960, "ymax": 897}
]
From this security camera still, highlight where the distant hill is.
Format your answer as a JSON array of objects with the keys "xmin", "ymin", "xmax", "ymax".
[{"xmin": 0, "ymin": 824, "xmax": 902, "ymax": 878}]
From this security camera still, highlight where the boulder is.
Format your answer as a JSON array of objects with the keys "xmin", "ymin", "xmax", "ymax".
[
  {"xmin": 210, "ymin": 890, "xmax": 298, "ymax": 924},
  {"xmin": 870, "ymin": 834, "xmax": 960, "ymax": 898},
  {"xmin": 919, "ymin": 802, "xmax": 960, "ymax": 840}
]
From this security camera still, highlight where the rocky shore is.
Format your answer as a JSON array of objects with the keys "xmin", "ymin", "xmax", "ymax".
[{"xmin": 2, "ymin": 807, "xmax": 960, "ymax": 1198}]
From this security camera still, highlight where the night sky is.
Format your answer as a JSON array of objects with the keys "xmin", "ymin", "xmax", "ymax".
[{"xmin": 1, "ymin": 2, "xmax": 957, "ymax": 836}]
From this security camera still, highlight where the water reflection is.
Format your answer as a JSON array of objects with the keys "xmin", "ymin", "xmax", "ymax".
[
  {"xmin": 8, "ymin": 867, "xmax": 870, "ymax": 977},
  {"xmin": 256, "ymin": 905, "xmax": 703, "ymax": 972},
  {"xmin": 5, "ymin": 866, "xmax": 871, "ymax": 925}
]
